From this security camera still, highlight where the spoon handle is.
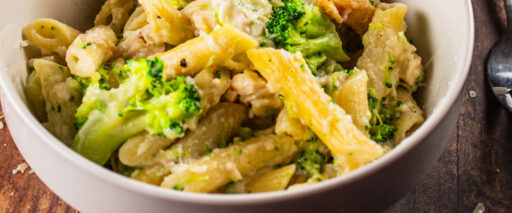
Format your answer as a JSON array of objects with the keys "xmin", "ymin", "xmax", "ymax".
[{"xmin": 507, "ymin": 0, "xmax": 512, "ymax": 26}]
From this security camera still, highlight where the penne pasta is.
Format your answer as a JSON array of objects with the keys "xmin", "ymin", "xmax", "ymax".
[
  {"xmin": 66, "ymin": 25, "xmax": 118, "ymax": 77},
  {"xmin": 357, "ymin": 3, "xmax": 423, "ymax": 98},
  {"xmin": 157, "ymin": 26, "xmax": 258, "ymax": 79},
  {"xmin": 393, "ymin": 88, "xmax": 424, "ymax": 143},
  {"xmin": 131, "ymin": 102, "xmax": 248, "ymax": 185},
  {"xmin": 161, "ymin": 134, "xmax": 297, "ymax": 192},
  {"xmin": 119, "ymin": 133, "xmax": 175, "ymax": 167},
  {"xmin": 167, "ymin": 102, "xmax": 249, "ymax": 162},
  {"xmin": 34, "ymin": 59, "xmax": 81, "ymax": 144},
  {"xmin": 139, "ymin": 0, "xmax": 194, "ymax": 45},
  {"xmin": 24, "ymin": 71, "xmax": 47, "ymax": 122},
  {"xmin": 95, "ymin": 0, "xmax": 138, "ymax": 34},
  {"xmin": 247, "ymin": 48, "xmax": 383, "ymax": 174},
  {"xmin": 124, "ymin": 6, "xmax": 148, "ymax": 33},
  {"xmin": 245, "ymin": 164, "xmax": 296, "ymax": 193},
  {"xmin": 22, "ymin": 18, "xmax": 81, "ymax": 58},
  {"xmin": 331, "ymin": 69, "xmax": 372, "ymax": 133}
]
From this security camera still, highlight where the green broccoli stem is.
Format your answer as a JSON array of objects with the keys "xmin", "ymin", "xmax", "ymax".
[{"xmin": 71, "ymin": 110, "xmax": 147, "ymax": 165}]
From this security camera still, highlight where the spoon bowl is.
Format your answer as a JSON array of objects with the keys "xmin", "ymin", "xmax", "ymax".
[{"xmin": 487, "ymin": 0, "xmax": 512, "ymax": 111}]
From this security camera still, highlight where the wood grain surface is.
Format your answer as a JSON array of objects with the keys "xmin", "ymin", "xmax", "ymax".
[{"xmin": 1, "ymin": 0, "xmax": 511, "ymax": 212}]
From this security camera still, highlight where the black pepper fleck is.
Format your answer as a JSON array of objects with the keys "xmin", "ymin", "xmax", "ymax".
[{"xmin": 180, "ymin": 59, "xmax": 187, "ymax": 68}]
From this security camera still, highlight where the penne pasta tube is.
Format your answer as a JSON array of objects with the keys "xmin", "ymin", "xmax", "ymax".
[
  {"xmin": 130, "ymin": 102, "xmax": 248, "ymax": 185},
  {"xmin": 331, "ymin": 69, "xmax": 372, "ymax": 133},
  {"xmin": 157, "ymin": 26, "xmax": 258, "ymax": 79},
  {"xmin": 247, "ymin": 48, "xmax": 383, "ymax": 174},
  {"xmin": 95, "ymin": 0, "xmax": 137, "ymax": 34},
  {"xmin": 139, "ymin": 0, "xmax": 193, "ymax": 45},
  {"xmin": 160, "ymin": 135, "xmax": 297, "ymax": 192},
  {"xmin": 119, "ymin": 133, "xmax": 175, "ymax": 167},
  {"xmin": 34, "ymin": 59, "xmax": 81, "ymax": 144},
  {"xmin": 22, "ymin": 18, "xmax": 81, "ymax": 58},
  {"xmin": 245, "ymin": 164, "xmax": 296, "ymax": 193},
  {"xmin": 167, "ymin": 102, "xmax": 248, "ymax": 163},
  {"xmin": 66, "ymin": 26, "xmax": 118, "ymax": 77}
]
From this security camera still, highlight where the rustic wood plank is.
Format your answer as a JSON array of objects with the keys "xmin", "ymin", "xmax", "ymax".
[
  {"xmin": 0, "ymin": 107, "xmax": 77, "ymax": 213},
  {"xmin": 388, "ymin": 0, "xmax": 512, "ymax": 212}
]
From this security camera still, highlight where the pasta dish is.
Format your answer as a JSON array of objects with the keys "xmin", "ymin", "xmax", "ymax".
[{"xmin": 22, "ymin": 0, "xmax": 424, "ymax": 193}]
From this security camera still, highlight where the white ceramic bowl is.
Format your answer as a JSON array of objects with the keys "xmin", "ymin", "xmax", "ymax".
[{"xmin": 0, "ymin": 0, "xmax": 474, "ymax": 212}]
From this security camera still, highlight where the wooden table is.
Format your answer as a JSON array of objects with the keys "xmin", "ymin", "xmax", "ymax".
[{"xmin": 1, "ymin": 0, "xmax": 511, "ymax": 212}]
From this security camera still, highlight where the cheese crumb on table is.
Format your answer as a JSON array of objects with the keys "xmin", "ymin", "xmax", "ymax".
[
  {"xmin": 469, "ymin": 90, "xmax": 477, "ymax": 98},
  {"xmin": 12, "ymin": 163, "xmax": 29, "ymax": 175},
  {"xmin": 473, "ymin": 203, "xmax": 485, "ymax": 213}
]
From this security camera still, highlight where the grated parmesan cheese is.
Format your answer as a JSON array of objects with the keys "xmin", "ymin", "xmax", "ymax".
[
  {"xmin": 12, "ymin": 163, "xmax": 29, "ymax": 175},
  {"xmin": 473, "ymin": 203, "xmax": 485, "ymax": 213}
]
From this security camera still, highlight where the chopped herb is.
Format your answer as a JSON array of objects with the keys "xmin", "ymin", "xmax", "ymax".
[
  {"xmin": 117, "ymin": 39, "xmax": 125, "ymax": 46},
  {"xmin": 223, "ymin": 181, "xmax": 237, "ymax": 193},
  {"xmin": 57, "ymin": 104, "xmax": 61, "ymax": 113},
  {"xmin": 234, "ymin": 148, "xmax": 243, "ymax": 155},
  {"xmin": 155, "ymin": 173, "xmax": 163, "ymax": 179},
  {"xmin": 369, "ymin": 0, "xmax": 375, "ymax": 6},
  {"xmin": 274, "ymin": 146, "xmax": 280, "ymax": 151},
  {"xmin": 50, "ymin": 26, "xmax": 56, "ymax": 31},
  {"xmin": 390, "ymin": 57, "xmax": 396, "ymax": 64},
  {"xmin": 122, "ymin": 167, "xmax": 135, "ymax": 176},
  {"xmin": 385, "ymin": 66, "xmax": 393, "ymax": 88},
  {"xmin": 81, "ymin": 42, "xmax": 93, "ymax": 49},
  {"xmin": 330, "ymin": 98, "xmax": 335, "ymax": 103},
  {"xmin": 215, "ymin": 70, "xmax": 222, "ymax": 78},
  {"xmin": 173, "ymin": 184, "xmax": 184, "ymax": 191},
  {"xmin": 40, "ymin": 25, "xmax": 44, "ymax": 29},
  {"xmin": 204, "ymin": 144, "xmax": 213, "ymax": 154}
]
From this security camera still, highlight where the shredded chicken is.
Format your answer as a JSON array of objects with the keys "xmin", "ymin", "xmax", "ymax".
[
  {"xmin": 231, "ymin": 70, "xmax": 283, "ymax": 117},
  {"xmin": 114, "ymin": 26, "xmax": 165, "ymax": 59}
]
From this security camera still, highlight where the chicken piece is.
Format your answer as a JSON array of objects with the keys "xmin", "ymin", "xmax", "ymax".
[
  {"xmin": 231, "ymin": 70, "xmax": 283, "ymax": 117},
  {"xmin": 114, "ymin": 26, "xmax": 165, "ymax": 59},
  {"xmin": 317, "ymin": 0, "xmax": 380, "ymax": 35}
]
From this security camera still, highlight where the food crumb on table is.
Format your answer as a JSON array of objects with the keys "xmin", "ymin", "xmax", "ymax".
[
  {"xmin": 469, "ymin": 90, "xmax": 477, "ymax": 98},
  {"xmin": 473, "ymin": 203, "xmax": 485, "ymax": 213},
  {"xmin": 9, "ymin": 192, "xmax": 14, "ymax": 196},
  {"xmin": 0, "ymin": 121, "xmax": 4, "ymax": 130},
  {"xmin": 12, "ymin": 162, "xmax": 29, "ymax": 175}
]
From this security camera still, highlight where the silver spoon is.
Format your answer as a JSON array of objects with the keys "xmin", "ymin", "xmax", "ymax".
[{"xmin": 488, "ymin": 0, "xmax": 512, "ymax": 111}]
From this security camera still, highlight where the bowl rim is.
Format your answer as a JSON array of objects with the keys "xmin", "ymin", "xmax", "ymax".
[{"xmin": 0, "ymin": 0, "xmax": 475, "ymax": 206}]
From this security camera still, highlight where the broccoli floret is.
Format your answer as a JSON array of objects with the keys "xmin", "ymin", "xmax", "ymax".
[
  {"xmin": 72, "ymin": 58, "xmax": 202, "ymax": 165},
  {"xmin": 292, "ymin": 136, "xmax": 327, "ymax": 177},
  {"xmin": 266, "ymin": 0, "xmax": 350, "ymax": 75},
  {"xmin": 73, "ymin": 61, "xmax": 126, "ymax": 94},
  {"xmin": 367, "ymin": 89, "xmax": 401, "ymax": 143}
]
